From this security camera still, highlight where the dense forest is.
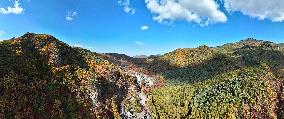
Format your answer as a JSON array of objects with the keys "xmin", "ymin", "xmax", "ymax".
[
  {"xmin": 0, "ymin": 33, "xmax": 142, "ymax": 118},
  {"xmin": 1, "ymin": 33, "xmax": 284, "ymax": 118},
  {"xmin": 107, "ymin": 38, "xmax": 284, "ymax": 119}
]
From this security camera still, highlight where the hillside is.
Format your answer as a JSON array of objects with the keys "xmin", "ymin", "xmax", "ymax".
[
  {"xmin": 106, "ymin": 38, "xmax": 284, "ymax": 118},
  {"xmin": 1, "ymin": 33, "xmax": 284, "ymax": 119},
  {"xmin": 0, "ymin": 33, "xmax": 143, "ymax": 118},
  {"xmin": 144, "ymin": 39, "xmax": 284, "ymax": 118}
]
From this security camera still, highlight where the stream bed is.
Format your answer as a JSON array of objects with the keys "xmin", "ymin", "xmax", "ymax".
[{"xmin": 121, "ymin": 70, "xmax": 154, "ymax": 119}]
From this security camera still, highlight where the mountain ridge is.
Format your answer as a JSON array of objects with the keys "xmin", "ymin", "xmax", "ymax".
[
  {"xmin": 103, "ymin": 37, "xmax": 284, "ymax": 118},
  {"xmin": 1, "ymin": 33, "xmax": 284, "ymax": 118},
  {"xmin": 0, "ymin": 33, "xmax": 142, "ymax": 118}
]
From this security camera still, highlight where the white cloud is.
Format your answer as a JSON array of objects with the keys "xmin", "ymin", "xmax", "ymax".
[
  {"xmin": 0, "ymin": 31, "xmax": 5, "ymax": 36},
  {"xmin": 141, "ymin": 25, "xmax": 149, "ymax": 30},
  {"xmin": 118, "ymin": 0, "xmax": 135, "ymax": 14},
  {"xmin": 145, "ymin": 0, "xmax": 227, "ymax": 26},
  {"xmin": 0, "ymin": 0, "xmax": 24, "ymax": 14},
  {"xmin": 134, "ymin": 41, "xmax": 145, "ymax": 46},
  {"xmin": 73, "ymin": 44, "xmax": 83, "ymax": 47},
  {"xmin": 73, "ymin": 44, "xmax": 95, "ymax": 50},
  {"xmin": 224, "ymin": 0, "xmax": 284, "ymax": 22},
  {"xmin": 66, "ymin": 11, "xmax": 77, "ymax": 21}
]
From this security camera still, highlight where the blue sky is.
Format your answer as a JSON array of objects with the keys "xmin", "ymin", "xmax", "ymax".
[{"xmin": 0, "ymin": 0, "xmax": 284, "ymax": 56}]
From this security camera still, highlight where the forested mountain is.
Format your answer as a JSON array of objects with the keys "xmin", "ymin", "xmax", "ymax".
[
  {"xmin": 143, "ymin": 39, "xmax": 284, "ymax": 118},
  {"xmin": 0, "ymin": 33, "xmax": 141, "ymax": 118},
  {"xmin": 1, "ymin": 33, "xmax": 284, "ymax": 118},
  {"xmin": 107, "ymin": 38, "xmax": 284, "ymax": 118}
]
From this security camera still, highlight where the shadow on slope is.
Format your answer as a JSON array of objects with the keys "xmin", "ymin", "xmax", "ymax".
[
  {"xmin": 148, "ymin": 45, "xmax": 284, "ymax": 118},
  {"xmin": 233, "ymin": 45, "xmax": 284, "ymax": 78},
  {"xmin": 143, "ymin": 45, "xmax": 284, "ymax": 85}
]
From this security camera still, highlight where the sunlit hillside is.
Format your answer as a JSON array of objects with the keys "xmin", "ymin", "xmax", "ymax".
[{"xmin": 0, "ymin": 33, "xmax": 141, "ymax": 118}]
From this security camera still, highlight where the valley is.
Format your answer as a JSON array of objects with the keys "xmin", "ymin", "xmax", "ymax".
[{"xmin": 1, "ymin": 33, "xmax": 284, "ymax": 118}]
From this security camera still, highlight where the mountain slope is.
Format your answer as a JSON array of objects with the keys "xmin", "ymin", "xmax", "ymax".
[
  {"xmin": 145, "ymin": 39, "xmax": 284, "ymax": 118},
  {"xmin": 0, "ymin": 33, "xmax": 137, "ymax": 118},
  {"xmin": 99, "ymin": 38, "xmax": 284, "ymax": 118},
  {"xmin": 2, "ymin": 34, "xmax": 284, "ymax": 118}
]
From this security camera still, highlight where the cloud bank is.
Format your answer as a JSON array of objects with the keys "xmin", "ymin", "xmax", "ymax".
[
  {"xmin": 145, "ymin": 0, "xmax": 227, "ymax": 26},
  {"xmin": 0, "ymin": 0, "xmax": 24, "ymax": 14},
  {"xmin": 224, "ymin": 0, "xmax": 284, "ymax": 22},
  {"xmin": 118, "ymin": 0, "xmax": 284, "ymax": 25}
]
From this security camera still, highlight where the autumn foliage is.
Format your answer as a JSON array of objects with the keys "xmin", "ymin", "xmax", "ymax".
[
  {"xmin": 145, "ymin": 39, "xmax": 284, "ymax": 118},
  {"xmin": 0, "ymin": 33, "xmax": 136, "ymax": 118},
  {"xmin": 1, "ymin": 34, "xmax": 284, "ymax": 119}
]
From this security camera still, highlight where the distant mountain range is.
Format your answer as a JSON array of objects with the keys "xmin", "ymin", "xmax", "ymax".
[
  {"xmin": 1, "ymin": 33, "xmax": 284, "ymax": 118},
  {"xmin": 133, "ymin": 55, "xmax": 148, "ymax": 58}
]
